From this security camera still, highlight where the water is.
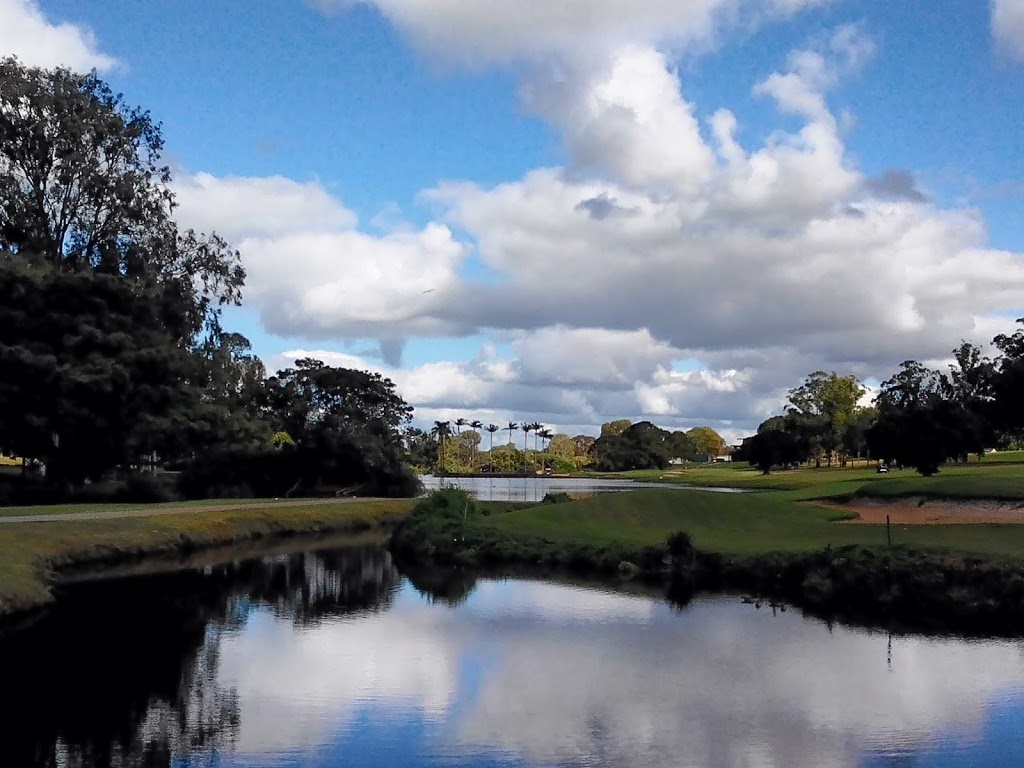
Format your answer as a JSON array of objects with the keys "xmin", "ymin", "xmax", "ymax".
[
  {"xmin": 419, "ymin": 475, "xmax": 746, "ymax": 502},
  {"xmin": 4, "ymin": 543, "xmax": 1024, "ymax": 767}
]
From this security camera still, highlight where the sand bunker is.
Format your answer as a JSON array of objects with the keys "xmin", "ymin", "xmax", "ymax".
[{"xmin": 823, "ymin": 498, "xmax": 1024, "ymax": 525}]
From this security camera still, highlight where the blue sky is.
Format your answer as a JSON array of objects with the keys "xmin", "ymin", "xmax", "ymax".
[{"xmin": 3, "ymin": 0, "xmax": 1023, "ymax": 439}]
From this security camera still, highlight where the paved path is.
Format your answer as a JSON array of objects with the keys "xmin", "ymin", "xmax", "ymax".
[{"xmin": 0, "ymin": 497, "xmax": 389, "ymax": 524}]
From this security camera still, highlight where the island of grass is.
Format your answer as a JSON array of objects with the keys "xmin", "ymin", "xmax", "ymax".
[
  {"xmin": 392, "ymin": 463, "xmax": 1024, "ymax": 635},
  {"xmin": 0, "ymin": 498, "xmax": 416, "ymax": 621}
]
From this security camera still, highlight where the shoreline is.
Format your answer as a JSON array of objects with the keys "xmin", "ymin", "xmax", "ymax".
[
  {"xmin": 391, "ymin": 489, "xmax": 1024, "ymax": 637},
  {"xmin": 0, "ymin": 498, "xmax": 415, "ymax": 626}
]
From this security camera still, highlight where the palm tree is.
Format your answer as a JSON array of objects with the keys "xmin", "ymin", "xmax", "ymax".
[
  {"xmin": 470, "ymin": 420, "xmax": 483, "ymax": 471},
  {"xmin": 431, "ymin": 420, "xmax": 451, "ymax": 476},
  {"xmin": 453, "ymin": 418, "xmax": 468, "ymax": 469},
  {"xmin": 521, "ymin": 423, "xmax": 534, "ymax": 473},
  {"xmin": 505, "ymin": 421, "xmax": 518, "ymax": 446},
  {"xmin": 486, "ymin": 424, "xmax": 500, "ymax": 472},
  {"xmin": 538, "ymin": 428, "xmax": 552, "ymax": 471}
]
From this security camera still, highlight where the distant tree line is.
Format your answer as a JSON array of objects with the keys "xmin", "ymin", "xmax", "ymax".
[
  {"xmin": 406, "ymin": 416, "xmax": 729, "ymax": 476},
  {"xmin": 0, "ymin": 58, "xmax": 417, "ymax": 501},
  {"xmin": 739, "ymin": 329, "xmax": 1024, "ymax": 476}
]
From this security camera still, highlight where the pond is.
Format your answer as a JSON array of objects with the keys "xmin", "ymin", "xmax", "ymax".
[
  {"xmin": 419, "ymin": 475, "xmax": 746, "ymax": 502},
  {"xmin": 3, "ymin": 542, "xmax": 1024, "ymax": 767}
]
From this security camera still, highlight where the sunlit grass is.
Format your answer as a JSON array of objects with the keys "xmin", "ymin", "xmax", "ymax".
[
  {"xmin": 479, "ymin": 488, "xmax": 1024, "ymax": 562},
  {"xmin": 0, "ymin": 499, "xmax": 415, "ymax": 616}
]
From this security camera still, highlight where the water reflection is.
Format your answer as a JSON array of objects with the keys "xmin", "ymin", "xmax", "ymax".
[
  {"xmin": 419, "ymin": 475, "xmax": 746, "ymax": 502},
  {"xmin": 3, "ymin": 544, "xmax": 1024, "ymax": 767}
]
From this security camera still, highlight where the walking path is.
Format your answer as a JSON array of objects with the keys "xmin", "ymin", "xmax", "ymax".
[{"xmin": 0, "ymin": 497, "xmax": 387, "ymax": 524}]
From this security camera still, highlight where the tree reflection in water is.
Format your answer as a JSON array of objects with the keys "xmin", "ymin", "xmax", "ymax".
[{"xmin": 0, "ymin": 544, "xmax": 401, "ymax": 768}]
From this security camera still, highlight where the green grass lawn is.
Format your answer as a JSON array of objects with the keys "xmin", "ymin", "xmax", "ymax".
[
  {"xmin": 0, "ymin": 498, "xmax": 416, "ymax": 616},
  {"xmin": 586, "ymin": 460, "xmax": 1024, "ymax": 499},
  {"xmin": 0, "ymin": 497, "xmax": 303, "ymax": 518},
  {"xmin": 478, "ymin": 486, "xmax": 1024, "ymax": 563},
  {"xmin": 857, "ymin": 474, "xmax": 1024, "ymax": 501}
]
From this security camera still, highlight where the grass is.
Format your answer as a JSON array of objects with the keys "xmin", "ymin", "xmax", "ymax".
[
  {"xmin": 477, "ymin": 487, "xmax": 1024, "ymax": 562},
  {"xmin": 0, "ymin": 498, "xmax": 416, "ymax": 617},
  {"xmin": 585, "ymin": 461, "xmax": 1024, "ymax": 500},
  {"xmin": 857, "ymin": 474, "xmax": 1024, "ymax": 501},
  {"xmin": 0, "ymin": 497, "xmax": 297, "ymax": 518}
]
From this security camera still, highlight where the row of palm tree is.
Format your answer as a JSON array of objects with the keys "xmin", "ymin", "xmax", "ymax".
[{"xmin": 430, "ymin": 419, "xmax": 553, "ymax": 475}]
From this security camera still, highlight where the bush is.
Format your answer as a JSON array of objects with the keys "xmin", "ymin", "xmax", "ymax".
[{"xmin": 541, "ymin": 491, "xmax": 573, "ymax": 505}]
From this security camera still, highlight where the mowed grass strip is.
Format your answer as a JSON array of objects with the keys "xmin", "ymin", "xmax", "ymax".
[
  {"xmin": 0, "ymin": 498, "xmax": 415, "ymax": 616},
  {"xmin": 0, "ymin": 497, "xmax": 290, "ymax": 518},
  {"xmin": 857, "ymin": 474, "xmax": 1024, "ymax": 501},
  {"xmin": 478, "ymin": 488, "xmax": 1024, "ymax": 563}
]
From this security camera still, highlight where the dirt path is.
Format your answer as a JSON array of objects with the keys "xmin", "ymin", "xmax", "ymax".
[
  {"xmin": 0, "ymin": 497, "xmax": 387, "ymax": 525},
  {"xmin": 821, "ymin": 498, "xmax": 1024, "ymax": 525}
]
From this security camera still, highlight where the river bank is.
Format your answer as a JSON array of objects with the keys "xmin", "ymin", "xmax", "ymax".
[
  {"xmin": 391, "ymin": 488, "xmax": 1024, "ymax": 635},
  {"xmin": 0, "ymin": 498, "xmax": 415, "ymax": 622}
]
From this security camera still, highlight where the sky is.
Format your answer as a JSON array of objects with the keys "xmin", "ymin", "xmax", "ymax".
[{"xmin": 2, "ymin": 0, "xmax": 1023, "ymax": 442}]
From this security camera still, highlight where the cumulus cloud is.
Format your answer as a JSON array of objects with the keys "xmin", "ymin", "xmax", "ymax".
[
  {"xmin": 173, "ymin": 173, "xmax": 358, "ymax": 241},
  {"xmin": 310, "ymin": 0, "xmax": 827, "ymax": 64},
  {"xmin": 269, "ymin": 333, "xmax": 800, "ymax": 445},
  {"xmin": 0, "ymin": 0, "xmax": 117, "ymax": 71},
  {"xmin": 993, "ymin": 0, "xmax": 1024, "ymax": 60},
  {"xmin": 178, "ymin": 21, "xmax": 1023, "ymax": 437},
  {"xmin": 171, "ymin": 173, "xmax": 468, "ymax": 357}
]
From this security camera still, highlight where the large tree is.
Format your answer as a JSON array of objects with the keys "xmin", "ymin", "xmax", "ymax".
[
  {"xmin": 0, "ymin": 263, "xmax": 192, "ymax": 484},
  {"xmin": 594, "ymin": 421, "xmax": 675, "ymax": 471},
  {"xmin": 0, "ymin": 58, "xmax": 243, "ymax": 340},
  {"xmin": 787, "ymin": 371, "xmax": 865, "ymax": 466},
  {"xmin": 992, "ymin": 320, "xmax": 1024, "ymax": 444},
  {"xmin": 0, "ymin": 58, "xmax": 246, "ymax": 482},
  {"xmin": 686, "ymin": 426, "xmax": 726, "ymax": 459}
]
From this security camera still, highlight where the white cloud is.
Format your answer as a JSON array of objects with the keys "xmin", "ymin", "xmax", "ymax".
[
  {"xmin": 993, "ymin": 0, "xmax": 1024, "ymax": 60},
  {"xmin": 310, "ymin": 0, "xmax": 827, "ymax": 64},
  {"xmin": 171, "ymin": 173, "xmax": 468, "ymax": 352},
  {"xmin": 180, "ymin": 26, "xmax": 1023, "ymax": 438},
  {"xmin": 173, "ymin": 173, "xmax": 358, "ymax": 241},
  {"xmin": 0, "ymin": 0, "xmax": 117, "ymax": 71}
]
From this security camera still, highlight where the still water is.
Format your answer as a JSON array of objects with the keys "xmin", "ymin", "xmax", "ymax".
[
  {"xmin": 3, "ymin": 543, "xmax": 1024, "ymax": 767},
  {"xmin": 419, "ymin": 475, "xmax": 746, "ymax": 502}
]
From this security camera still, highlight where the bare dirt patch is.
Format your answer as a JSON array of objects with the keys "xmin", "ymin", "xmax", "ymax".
[{"xmin": 822, "ymin": 498, "xmax": 1024, "ymax": 525}]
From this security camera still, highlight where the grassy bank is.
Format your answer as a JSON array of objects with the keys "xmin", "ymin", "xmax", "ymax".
[
  {"xmin": 0, "ymin": 498, "xmax": 415, "ymax": 618},
  {"xmin": 393, "ymin": 480, "xmax": 1024, "ymax": 634}
]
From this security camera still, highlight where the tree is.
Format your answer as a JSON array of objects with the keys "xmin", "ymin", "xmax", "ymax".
[
  {"xmin": 547, "ymin": 434, "xmax": 576, "ymax": 460},
  {"xmin": 0, "ymin": 264, "xmax": 193, "ymax": 484},
  {"xmin": 537, "ymin": 427, "xmax": 552, "ymax": 471},
  {"xmin": 505, "ymin": 421, "xmax": 518, "ymax": 446},
  {"xmin": 868, "ymin": 359, "xmax": 984, "ymax": 476},
  {"xmin": 572, "ymin": 434, "xmax": 596, "ymax": 457},
  {"xmin": 668, "ymin": 431, "xmax": 698, "ymax": 462},
  {"xmin": 0, "ymin": 58, "xmax": 244, "ymax": 343},
  {"xmin": 867, "ymin": 401, "xmax": 982, "ymax": 476},
  {"xmin": 0, "ymin": 58, "xmax": 247, "ymax": 485},
  {"xmin": 787, "ymin": 371, "xmax": 865, "ymax": 466},
  {"xmin": 600, "ymin": 420, "xmax": 632, "ymax": 438},
  {"xmin": 992, "ymin": 320, "xmax": 1024, "ymax": 444},
  {"xmin": 740, "ymin": 428, "xmax": 804, "ymax": 474},
  {"xmin": 686, "ymin": 427, "xmax": 726, "ymax": 460},
  {"xmin": 593, "ymin": 421, "xmax": 675, "ymax": 471},
  {"xmin": 468, "ymin": 420, "xmax": 483, "ymax": 470},
  {"xmin": 485, "ymin": 424, "xmax": 500, "ymax": 471},
  {"xmin": 431, "ymin": 421, "xmax": 451, "ymax": 474},
  {"xmin": 403, "ymin": 427, "xmax": 436, "ymax": 469},
  {"xmin": 521, "ymin": 422, "xmax": 533, "ymax": 472}
]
